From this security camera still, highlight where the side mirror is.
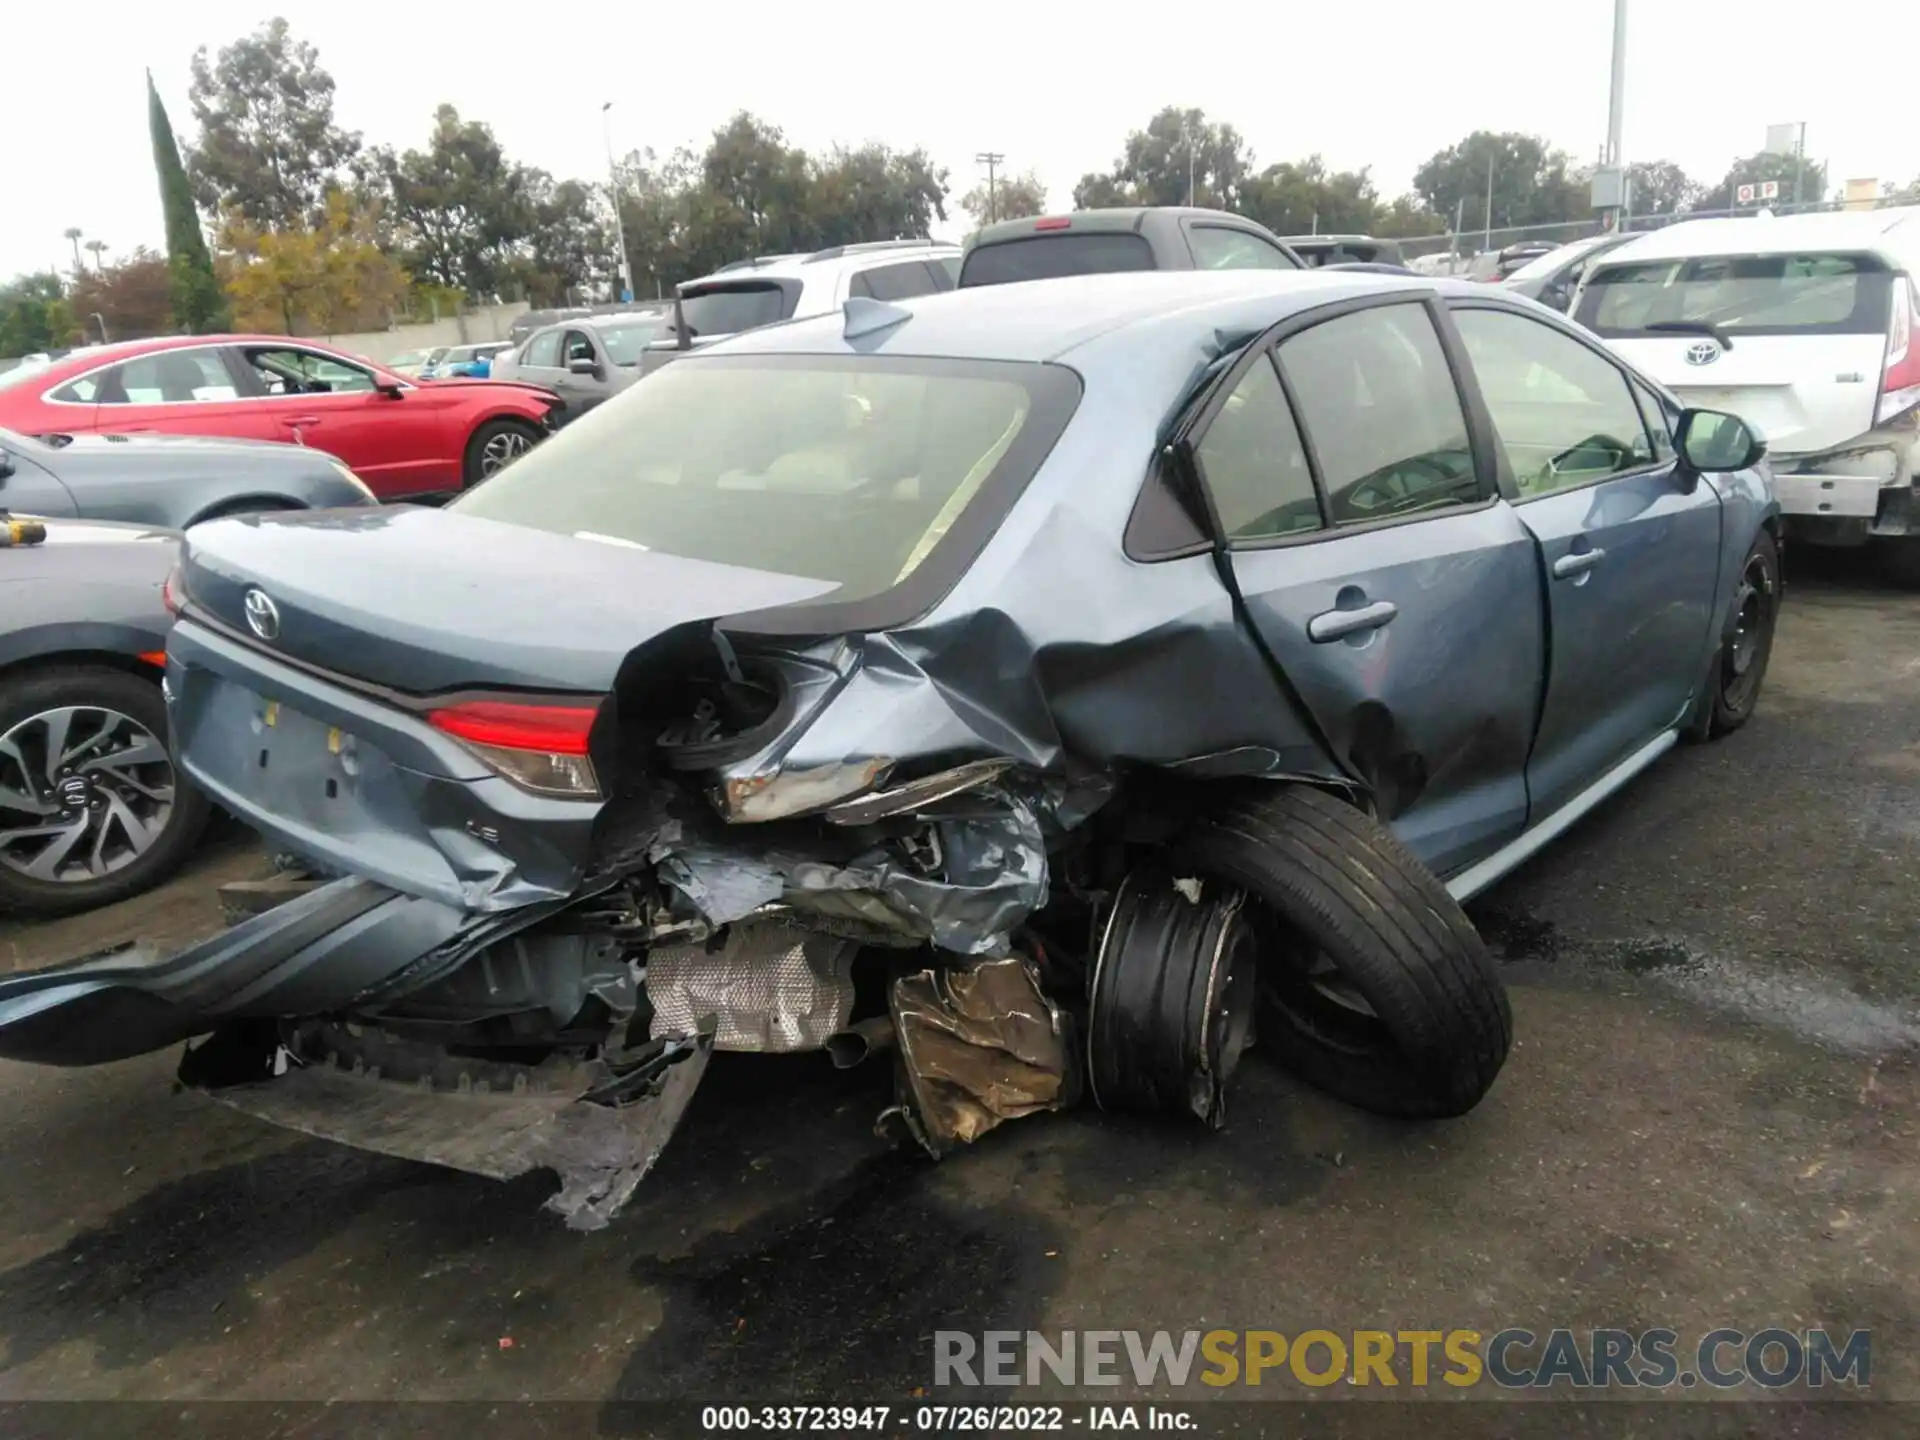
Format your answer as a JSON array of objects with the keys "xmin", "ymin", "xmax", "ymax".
[
  {"xmin": 376, "ymin": 382, "xmax": 405, "ymax": 399},
  {"xmin": 1676, "ymin": 408, "xmax": 1766, "ymax": 474},
  {"xmin": 567, "ymin": 357, "xmax": 601, "ymax": 378}
]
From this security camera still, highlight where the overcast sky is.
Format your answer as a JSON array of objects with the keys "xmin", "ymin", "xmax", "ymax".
[{"xmin": 4, "ymin": 1, "xmax": 1909, "ymax": 279}]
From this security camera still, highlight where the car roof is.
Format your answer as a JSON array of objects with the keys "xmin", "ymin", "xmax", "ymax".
[
  {"xmin": 705, "ymin": 268, "xmax": 1453, "ymax": 365},
  {"xmin": 969, "ymin": 207, "xmax": 1253, "ymax": 247},
  {"xmin": 682, "ymin": 239, "xmax": 959, "ymax": 289},
  {"xmin": 1601, "ymin": 207, "xmax": 1920, "ymax": 264}
]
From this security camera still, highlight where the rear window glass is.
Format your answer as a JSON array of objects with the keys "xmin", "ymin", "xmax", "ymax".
[
  {"xmin": 677, "ymin": 283, "xmax": 793, "ymax": 338},
  {"xmin": 451, "ymin": 355, "xmax": 1080, "ymax": 606},
  {"xmin": 1576, "ymin": 251, "xmax": 1893, "ymax": 337},
  {"xmin": 959, "ymin": 232, "xmax": 1155, "ymax": 287}
]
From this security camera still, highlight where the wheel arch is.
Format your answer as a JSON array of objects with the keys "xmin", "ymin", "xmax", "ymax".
[{"xmin": 184, "ymin": 494, "xmax": 309, "ymax": 527}]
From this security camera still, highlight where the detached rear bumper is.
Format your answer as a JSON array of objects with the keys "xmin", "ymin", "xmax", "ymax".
[{"xmin": 0, "ymin": 877, "xmax": 464, "ymax": 1065}]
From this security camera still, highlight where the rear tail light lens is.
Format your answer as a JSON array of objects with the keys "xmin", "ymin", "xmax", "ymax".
[
  {"xmin": 427, "ymin": 700, "xmax": 603, "ymax": 798},
  {"xmin": 1878, "ymin": 277, "xmax": 1920, "ymax": 426},
  {"xmin": 1032, "ymin": 216, "xmax": 1072, "ymax": 231}
]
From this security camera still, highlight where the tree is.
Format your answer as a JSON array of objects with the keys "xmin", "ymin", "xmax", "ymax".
[
  {"xmin": 69, "ymin": 249, "xmax": 174, "ymax": 340},
  {"xmin": 0, "ymin": 273, "xmax": 77, "ymax": 355},
  {"xmin": 375, "ymin": 105, "xmax": 538, "ymax": 296},
  {"xmin": 220, "ymin": 189, "xmax": 409, "ymax": 335},
  {"xmin": 1239, "ymin": 156, "xmax": 1379, "ymax": 237},
  {"xmin": 62, "ymin": 228, "xmax": 83, "ymax": 273},
  {"xmin": 694, "ymin": 112, "xmax": 816, "ymax": 258},
  {"xmin": 1074, "ymin": 107, "xmax": 1253, "ymax": 210},
  {"xmin": 84, "ymin": 240, "xmax": 108, "ymax": 272},
  {"xmin": 1697, "ymin": 150, "xmax": 1829, "ymax": 213},
  {"xmin": 959, "ymin": 169, "xmax": 1047, "ymax": 227},
  {"xmin": 517, "ymin": 174, "xmax": 612, "ymax": 306},
  {"xmin": 808, "ymin": 142, "xmax": 950, "ymax": 246},
  {"xmin": 150, "ymin": 71, "xmax": 230, "ymax": 334},
  {"xmin": 1413, "ymin": 131, "xmax": 1589, "ymax": 236},
  {"xmin": 1373, "ymin": 194, "xmax": 1448, "ymax": 241},
  {"xmin": 1625, "ymin": 160, "xmax": 1701, "ymax": 217},
  {"xmin": 186, "ymin": 18, "xmax": 362, "ymax": 227}
]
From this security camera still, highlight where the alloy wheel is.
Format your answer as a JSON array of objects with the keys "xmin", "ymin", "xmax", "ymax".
[
  {"xmin": 479, "ymin": 429, "xmax": 532, "ymax": 476},
  {"xmin": 0, "ymin": 706, "xmax": 176, "ymax": 883}
]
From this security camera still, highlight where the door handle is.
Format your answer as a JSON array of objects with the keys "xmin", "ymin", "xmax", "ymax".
[
  {"xmin": 1307, "ymin": 599, "xmax": 1399, "ymax": 643},
  {"xmin": 282, "ymin": 416, "xmax": 322, "ymax": 427},
  {"xmin": 1551, "ymin": 547, "xmax": 1607, "ymax": 579}
]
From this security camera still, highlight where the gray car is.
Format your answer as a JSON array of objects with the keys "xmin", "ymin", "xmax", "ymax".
[
  {"xmin": 1500, "ymin": 232, "xmax": 1636, "ymax": 312},
  {"xmin": 0, "ymin": 271, "xmax": 1780, "ymax": 1228},
  {"xmin": 0, "ymin": 427, "xmax": 378, "ymax": 529},
  {"xmin": 0, "ymin": 515, "xmax": 209, "ymax": 916},
  {"xmin": 503, "ymin": 309, "xmax": 670, "ymax": 423}
]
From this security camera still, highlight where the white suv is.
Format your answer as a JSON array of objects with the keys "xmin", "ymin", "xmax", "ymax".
[
  {"xmin": 640, "ymin": 239, "xmax": 961, "ymax": 373},
  {"xmin": 1573, "ymin": 208, "xmax": 1920, "ymax": 582}
]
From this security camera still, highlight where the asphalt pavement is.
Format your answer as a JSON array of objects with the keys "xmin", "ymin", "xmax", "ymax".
[{"xmin": 0, "ymin": 563, "xmax": 1914, "ymax": 1430}]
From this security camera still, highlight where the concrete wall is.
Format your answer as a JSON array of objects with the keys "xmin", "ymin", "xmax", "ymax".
[
  {"xmin": 0, "ymin": 301, "xmax": 531, "ymax": 375},
  {"xmin": 312, "ymin": 302, "xmax": 530, "ymax": 365}
]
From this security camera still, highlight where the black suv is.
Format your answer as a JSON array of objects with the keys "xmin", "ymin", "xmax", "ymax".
[{"xmin": 957, "ymin": 207, "xmax": 1306, "ymax": 287}]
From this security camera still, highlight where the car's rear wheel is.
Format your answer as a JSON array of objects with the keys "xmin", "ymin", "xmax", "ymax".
[
  {"xmin": 1707, "ymin": 529, "xmax": 1780, "ymax": 736},
  {"xmin": 0, "ymin": 666, "xmax": 211, "ymax": 917},
  {"xmin": 1171, "ymin": 784, "xmax": 1511, "ymax": 1119},
  {"xmin": 463, "ymin": 418, "xmax": 540, "ymax": 487}
]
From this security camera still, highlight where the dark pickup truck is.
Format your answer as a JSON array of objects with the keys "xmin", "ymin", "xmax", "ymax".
[{"xmin": 957, "ymin": 207, "xmax": 1308, "ymax": 286}]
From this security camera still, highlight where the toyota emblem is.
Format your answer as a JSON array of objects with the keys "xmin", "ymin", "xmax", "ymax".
[
  {"xmin": 1683, "ymin": 340, "xmax": 1722, "ymax": 367},
  {"xmin": 242, "ymin": 587, "xmax": 282, "ymax": 641}
]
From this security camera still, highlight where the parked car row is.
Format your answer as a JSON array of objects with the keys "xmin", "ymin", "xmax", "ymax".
[{"xmin": 0, "ymin": 257, "xmax": 1782, "ymax": 1233}]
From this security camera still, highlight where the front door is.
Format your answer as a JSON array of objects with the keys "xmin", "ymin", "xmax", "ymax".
[
  {"xmin": 1450, "ymin": 302, "xmax": 1724, "ymax": 821},
  {"xmin": 1205, "ymin": 297, "xmax": 1545, "ymax": 877},
  {"xmin": 232, "ymin": 344, "xmax": 445, "ymax": 498}
]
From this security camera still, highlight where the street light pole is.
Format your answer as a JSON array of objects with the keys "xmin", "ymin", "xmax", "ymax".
[
  {"xmin": 1484, "ymin": 151, "xmax": 1495, "ymax": 251},
  {"xmin": 601, "ymin": 102, "xmax": 634, "ymax": 304},
  {"xmin": 1601, "ymin": 0, "xmax": 1629, "ymax": 230}
]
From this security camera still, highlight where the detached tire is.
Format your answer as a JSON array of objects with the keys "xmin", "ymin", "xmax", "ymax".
[{"xmin": 1175, "ymin": 785, "xmax": 1510, "ymax": 1119}]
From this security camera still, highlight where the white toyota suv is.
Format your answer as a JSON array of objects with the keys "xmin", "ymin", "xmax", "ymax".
[
  {"xmin": 640, "ymin": 239, "xmax": 961, "ymax": 374},
  {"xmin": 1573, "ymin": 208, "xmax": 1920, "ymax": 582}
]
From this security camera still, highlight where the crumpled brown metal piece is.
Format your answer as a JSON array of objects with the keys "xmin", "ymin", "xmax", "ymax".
[{"xmin": 886, "ymin": 953, "xmax": 1074, "ymax": 1155}]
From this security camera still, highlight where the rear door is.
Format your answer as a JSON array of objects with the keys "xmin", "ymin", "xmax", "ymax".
[
  {"xmin": 71, "ymin": 348, "xmax": 268, "ymax": 443},
  {"xmin": 1450, "ymin": 301, "xmax": 1723, "ymax": 821},
  {"xmin": 1204, "ymin": 295, "xmax": 1545, "ymax": 876},
  {"xmin": 1577, "ymin": 250, "xmax": 1895, "ymax": 457}
]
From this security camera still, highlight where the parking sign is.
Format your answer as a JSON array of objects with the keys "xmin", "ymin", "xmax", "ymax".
[{"xmin": 1760, "ymin": 180, "xmax": 1780, "ymax": 200}]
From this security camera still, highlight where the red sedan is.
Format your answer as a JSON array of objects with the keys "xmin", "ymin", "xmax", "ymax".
[{"xmin": 0, "ymin": 335, "xmax": 563, "ymax": 501}]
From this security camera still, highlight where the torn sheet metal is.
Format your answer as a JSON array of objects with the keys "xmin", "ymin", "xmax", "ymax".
[
  {"xmin": 194, "ymin": 1031, "xmax": 713, "ymax": 1231},
  {"xmin": 657, "ymin": 790, "xmax": 1051, "ymax": 955},
  {"xmin": 885, "ymin": 953, "xmax": 1073, "ymax": 1156},
  {"xmin": 645, "ymin": 919, "xmax": 856, "ymax": 1052}
]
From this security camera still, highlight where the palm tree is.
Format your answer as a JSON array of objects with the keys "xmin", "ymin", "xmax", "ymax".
[
  {"xmin": 84, "ymin": 239, "xmax": 108, "ymax": 271},
  {"xmin": 63, "ymin": 226, "xmax": 83, "ymax": 272}
]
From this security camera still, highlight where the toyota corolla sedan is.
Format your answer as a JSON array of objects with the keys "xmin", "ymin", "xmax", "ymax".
[{"xmin": 0, "ymin": 271, "xmax": 1780, "ymax": 1229}]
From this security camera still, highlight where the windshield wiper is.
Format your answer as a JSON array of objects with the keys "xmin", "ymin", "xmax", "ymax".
[{"xmin": 1644, "ymin": 319, "xmax": 1734, "ymax": 351}]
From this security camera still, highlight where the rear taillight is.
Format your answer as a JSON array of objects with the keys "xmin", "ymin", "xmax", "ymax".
[
  {"xmin": 1879, "ymin": 277, "xmax": 1920, "ymax": 426},
  {"xmin": 427, "ymin": 700, "xmax": 603, "ymax": 798},
  {"xmin": 1033, "ymin": 216, "xmax": 1072, "ymax": 231},
  {"xmin": 161, "ymin": 564, "xmax": 185, "ymax": 616}
]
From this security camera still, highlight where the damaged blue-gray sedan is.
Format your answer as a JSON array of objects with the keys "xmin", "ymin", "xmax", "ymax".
[{"xmin": 0, "ymin": 271, "xmax": 1782, "ymax": 1228}]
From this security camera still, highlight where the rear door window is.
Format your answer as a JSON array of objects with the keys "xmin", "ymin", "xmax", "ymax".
[
  {"xmin": 82, "ymin": 350, "xmax": 239, "ymax": 404},
  {"xmin": 1576, "ymin": 251, "xmax": 1894, "ymax": 337},
  {"xmin": 1276, "ymin": 303, "xmax": 1480, "ymax": 526},
  {"xmin": 1188, "ymin": 226, "xmax": 1301, "ymax": 270},
  {"xmin": 677, "ymin": 283, "xmax": 793, "ymax": 338},
  {"xmin": 958, "ymin": 232, "xmax": 1155, "ymax": 286}
]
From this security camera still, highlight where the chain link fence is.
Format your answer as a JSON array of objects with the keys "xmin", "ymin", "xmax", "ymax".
[{"xmin": 1395, "ymin": 195, "xmax": 1912, "ymax": 275}]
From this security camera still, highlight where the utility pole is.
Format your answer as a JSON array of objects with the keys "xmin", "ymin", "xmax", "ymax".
[
  {"xmin": 1601, "ymin": 0, "xmax": 1629, "ymax": 230},
  {"xmin": 1484, "ymin": 151, "xmax": 1495, "ymax": 250},
  {"xmin": 601, "ymin": 102, "xmax": 634, "ymax": 304},
  {"xmin": 1187, "ymin": 119, "xmax": 1197, "ymax": 206},
  {"xmin": 974, "ymin": 151, "xmax": 1005, "ymax": 224},
  {"xmin": 1794, "ymin": 121, "xmax": 1807, "ymax": 209}
]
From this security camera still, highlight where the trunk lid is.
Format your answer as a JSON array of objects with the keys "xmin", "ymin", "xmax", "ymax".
[
  {"xmin": 1608, "ymin": 333, "xmax": 1886, "ymax": 456},
  {"xmin": 179, "ymin": 505, "xmax": 839, "ymax": 695}
]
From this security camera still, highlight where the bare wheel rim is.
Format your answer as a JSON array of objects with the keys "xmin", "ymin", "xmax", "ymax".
[
  {"xmin": 479, "ymin": 428, "xmax": 531, "ymax": 476},
  {"xmin": 0, "ymin": 706, "xmax": 175, "ymax": 883},
  {"xmin": 1722, "ymin": 550, "xmax": 1775, "ymax": 711}
]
